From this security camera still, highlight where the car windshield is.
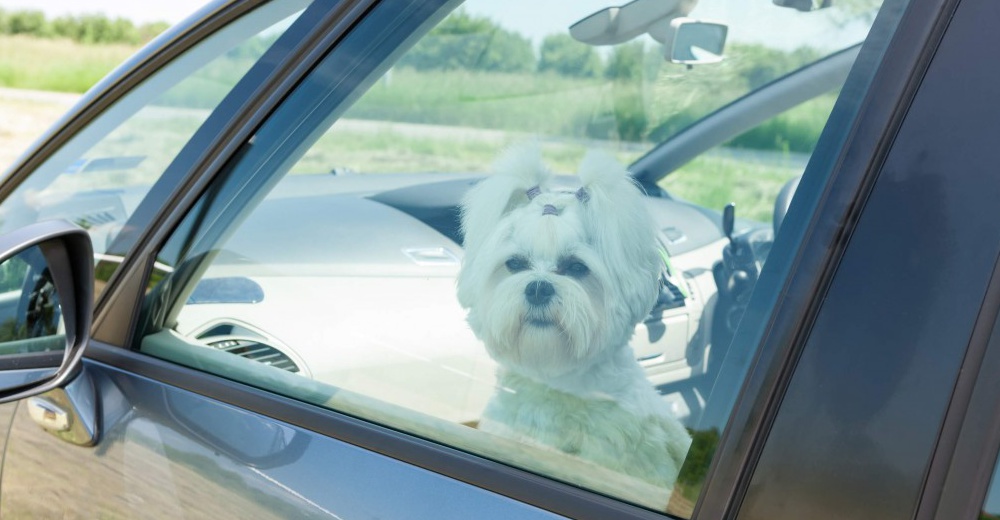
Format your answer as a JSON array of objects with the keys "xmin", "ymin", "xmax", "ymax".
[
  {"xmin": 292, "ymin": 0, "xmax": 882, "ymax": 221},
  {"xmin": 627, "ymin": 0, "xmax": 879, "ymax": 151}
]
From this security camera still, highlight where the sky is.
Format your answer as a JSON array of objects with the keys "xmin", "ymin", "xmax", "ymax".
[
  {"xmin": 471, "ymin": 0, "xmax": 875, "ymax": 51},
  {"xmin": 0, "ymin": 0, "xmax": 875, "ymax": 50}
]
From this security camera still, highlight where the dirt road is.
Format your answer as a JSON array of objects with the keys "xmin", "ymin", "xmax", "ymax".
[{"xmin": 0, "ymin": 88, "xmax": 79, "ymax": 173}]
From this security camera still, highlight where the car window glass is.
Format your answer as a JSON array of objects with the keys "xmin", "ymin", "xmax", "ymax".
[
  {"xmin": 0, "ymin": 1, "xmax": 309, "ymax": 298},
  {"xmin": 662, "ymin": 91, "xmax": 839, "ymax": 223},
  {"xmin": 137, "ymin": 0, "xmax": 903, "ymax": 515}
]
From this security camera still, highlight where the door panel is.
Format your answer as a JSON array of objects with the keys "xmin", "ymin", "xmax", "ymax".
[{"xmin": 0, "ymin": 360, "xmax": 561, "ymax": 519}]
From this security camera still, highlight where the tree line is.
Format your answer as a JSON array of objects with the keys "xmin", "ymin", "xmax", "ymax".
[
  {"xmin": 393, "ymin": 10, "xmax": 827, "ymax": 147},
  {"xmin": 0, "ymin": 8, "xmax": 168, "ymax": 45},
  {"xmin": 398, "ymin": 11, "xmax": 614, "ymax": 79},
  {"xmin": 399, "ymin": 10, "xmax": 819, "ymax": 84}
]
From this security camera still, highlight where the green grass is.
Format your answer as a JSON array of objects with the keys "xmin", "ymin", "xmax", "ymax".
[
  {"xmin": 662, "ymin": 150, "xmax": 805, "ymax": 222},
  {"xmin": 352, "ymin": 68, "xmax": 610, "ymax": 139},
  {"xmin": 0, "ymin": 35, "xmax": 138, "ymax": 93},
  {"xmin": 320, "ymin": 66, "xmax": 830, "ymax": 223},
  {"xmin": 291, "ymin": 122, "xmax": 645, "ymax": 176},
  {"xmin": 291, "ymin": 120, "xmax": 795, "ymax": 223}
]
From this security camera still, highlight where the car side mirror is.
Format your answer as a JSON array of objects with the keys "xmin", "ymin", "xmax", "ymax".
[{"xmin": 0, "ymin": 221, "xmax": 93, "ymax": 404}]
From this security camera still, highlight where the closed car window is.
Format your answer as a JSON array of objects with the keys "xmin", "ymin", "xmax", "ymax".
[
  {"xmin": 0, "ymin": 1, "xmax": 309, "ymax": 297},
  {"xmin": 137, "ymin": 0, "xmax": 903, "ymax": 515}
]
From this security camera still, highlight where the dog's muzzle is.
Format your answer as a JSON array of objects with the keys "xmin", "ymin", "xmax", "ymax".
[{"xmin": 525, "ymin": 280, "xmax": 555, "ymax": 306}]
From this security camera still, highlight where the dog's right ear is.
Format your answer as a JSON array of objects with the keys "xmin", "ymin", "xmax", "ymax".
[{"xmin": 460, "ymin": 142, "xmax": 549, "ymax": 252}]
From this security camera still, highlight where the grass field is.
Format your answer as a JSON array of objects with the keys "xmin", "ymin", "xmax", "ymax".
[
  {"xmin": 0, "ymin": 34, "xmax": 823, "ymax": 223},
  {"xmin": 0, "ymin": 91, "xmax": 803, "ymax": 223},
  {"xmin": 0, "ymin": 35, "xmax": 138, "ymax": 93},
  {"xmin": 0, "ymin": 89, "xmax": 77, "ymax": 169}
]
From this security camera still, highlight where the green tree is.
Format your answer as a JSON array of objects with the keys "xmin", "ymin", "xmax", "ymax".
[
  {"xmin": 538, "ymin": 34, "xmax": 602, "ymax": 78},
  {"xmin": 50, "ymin": 15, "xmax": 77, "ymax": 39},
  {"xmin": 9, "ymin": 10, "xmax": 164, "ymax": 45},
  {"xmin": 6, "ymin": 10, "xmax": 47, "ymax": 36},
  {"xmin": 728, "ymin": 43, "xmax": 821, "ymax": 89},
  {"xmin": 604, "ymin": 41, "xmax": 645, "ymax": 81},
  {"xmin": 398, "ymin": 10, "xmax": 534, "ymax": 73},
  {"xmin": 79, "ymin": 14, "xmax": 113, "ymax": 43},
  {"xmin": 605, "ymin": 42, "xmax": 649, "ymax": 141}
]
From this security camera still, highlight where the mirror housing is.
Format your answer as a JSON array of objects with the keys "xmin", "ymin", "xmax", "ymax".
[
  {"xmin": 773, "ymin": 0, "xmax": 832, "ymax": 12},
  {"xmin": 654, "ymin": 18, "xmax": 727, "ymax": 65},
  {"xmin": 570, "ymin": 0, "xmax": 694, "ymax": 46},
  {"xmin": 0, "ymin": 220, "xmax": 93, "ymax": 404}
]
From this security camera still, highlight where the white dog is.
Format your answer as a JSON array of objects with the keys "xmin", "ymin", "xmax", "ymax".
[{"xmin": 457, "ymin": 144, "xmax": 691, "ymax": 496}]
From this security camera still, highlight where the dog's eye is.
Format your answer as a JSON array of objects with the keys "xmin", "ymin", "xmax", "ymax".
[
  {"xmin": 562, "ymin": 260, "xmax": 590, "ymax": 278},
  {"xmin": 505, "ymin": 256, "xmax": 530, "ymax": 272}
]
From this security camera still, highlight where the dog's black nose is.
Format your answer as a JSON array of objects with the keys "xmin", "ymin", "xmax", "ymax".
[{"xmin": 525, "ymin": 280, "xmax": 555, "ymax": 306}]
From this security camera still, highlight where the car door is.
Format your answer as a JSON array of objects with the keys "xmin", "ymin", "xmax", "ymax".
[{"xmin": 0, "ymin": 0, "xmax": 984, "ymax": 518}]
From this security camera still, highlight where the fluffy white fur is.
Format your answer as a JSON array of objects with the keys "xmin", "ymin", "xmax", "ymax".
[{"xmin": 457, "ymin": 143, "xmax": 691, "ymax": 496}]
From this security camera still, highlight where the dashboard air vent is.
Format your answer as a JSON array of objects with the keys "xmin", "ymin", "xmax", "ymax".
[{"xmin": 205, "ymin": 337, "xmax": 300, "ymax": 373}]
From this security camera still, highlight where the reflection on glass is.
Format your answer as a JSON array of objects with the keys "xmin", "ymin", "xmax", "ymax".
[
  {"xmin": 0, "ymin": 246, "xmax": 64, "ymax": 350},
  {"xmin": 0, "ymin": 2, "xmax": 311, "ymax": 299}
]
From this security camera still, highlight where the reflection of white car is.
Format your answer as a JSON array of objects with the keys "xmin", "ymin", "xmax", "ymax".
[{"xmin": 162, "ymin": 168, "xmax": 742, "ymax": 423}]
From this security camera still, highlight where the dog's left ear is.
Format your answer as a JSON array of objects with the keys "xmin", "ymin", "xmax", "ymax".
[{"xmin": 577, "ymin": 151, "xmax": 662, "ymax": 323}]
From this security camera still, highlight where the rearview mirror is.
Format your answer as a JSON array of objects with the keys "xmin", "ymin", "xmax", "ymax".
[
  {"xmin": 773, "ymin": 0, "xmax": 833, "ymax": 11},
  {"xmin": 570, "ymin": 0, "xmax": 692, "ymax": 46},
  {"xmin": 656, "ymin": 19, "xmax": 728, "ymax": 65}
]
